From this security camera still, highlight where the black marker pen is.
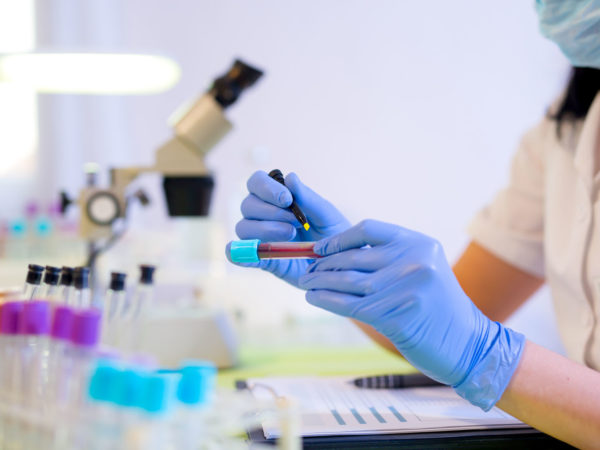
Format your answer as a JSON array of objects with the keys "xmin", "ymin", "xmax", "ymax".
[
  {"xmin": 268, "ymin": 169, "xmax": 310, "ymax": 231},
  {"xmin": 352, "ymin": 373, "xmax": 443, "ymax": 389}
]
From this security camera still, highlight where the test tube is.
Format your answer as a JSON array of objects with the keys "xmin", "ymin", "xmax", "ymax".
[
  {"xmin": 46, "ymin": 305, "xmax": 75, "ymax": 409},
  {"xmin": 57, "ymin": 266, "xmax": 75, "ymax": 305},
  {"xmin": 138, "ymin": 373, "xmax": 171, "ymax": 450},
  {"xmin": 72, "ymin": 267, "xmax": 91, "ymax": 308},
  {"xmin": 103, "ymin": 272, "xmax": 127, "ymax": 346},
  {"xmin": 257, "ymin": 241, "xmax": 318, "ymax": 259},
  {"xmin": 85, "ymin": 364, "xmax": 150, "ymax": 450},
  {"xmin": 18, "ymin": 301, "xmax": 52, "ymax": 411},
  {"xmin": 230, "ymin": 240, "xmax": 319, "ymax": 263},
  {"xmin": 0, "ymin": 302, "xmax": 24, "ymax": 450},
  {"xmin": 84, "ymin": 363, "xmax": 125, "ymax": 449},
  {"xmin": 64, "ymin": 309, "xmax": 102, "ymax": 409},
  {"xmin": 42, "ymin": 265, "xmax": 61, "ymax": 299},
  {"xmin": 105, "ymin": 272, "xmax": 127, "ymax": 321},
  {"xmin": 129, "ymin": 265, "xmax": 156, "ymax": 319},
  {"xmin": 23, "ymin": 264, "xmax": 44, "ymax": 299},
  {"xmin": 173, "ymin": 362, "xmax": 217, "ymax": 450},
  {"xmin": 0, "ymin": 302, "xmax": 24, "ymax": 401},
  {"xmin": 124, "ymin": 265, "xmax": 156, "ymax": 353},
  {"xmin": 18, "ymin": 301, "xmax": 56, "ymax": 448}
]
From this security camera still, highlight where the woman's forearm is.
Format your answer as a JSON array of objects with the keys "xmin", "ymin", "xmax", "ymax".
[
  {"xmin": 453, "ymin": 242, "xmax": 544, "ymax": 322},
  {"xmin": 497, "ymin": 340, "xmax": 600, "ymax": 448}
]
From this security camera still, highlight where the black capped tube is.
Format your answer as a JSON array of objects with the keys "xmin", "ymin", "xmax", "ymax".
[
  {"xmin": 42, "ymin": 265, "xmax": 61, "ymax": 298},
  {"xmin": 73, "ymin": 267, "xmax": 91, "ymax": 308},
  {"xmin": 23, "ymin": 264, "xmax": 44, "ymax": 299}
]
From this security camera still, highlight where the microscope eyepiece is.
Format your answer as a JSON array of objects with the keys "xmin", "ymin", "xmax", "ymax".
[{"xmin": 209, "ymin": 59, "xmax": 264, "ymax": 108}]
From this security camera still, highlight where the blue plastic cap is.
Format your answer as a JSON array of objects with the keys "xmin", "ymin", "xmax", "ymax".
[
  {"xmin": 181, "ymin": 359, "xmax": 217, "ymax": 373},
  {"xmin": 230, "ymin": 239, "xmax": 260, "ymax": 263},
  {"xmin": 156, "ymin": 368, "xmax": 183, "ymax": 396},
  {"xmin": 35, "ymin": 217, "xmax": 53, "ymax": 237},
  {"xmin": 88, "ymin": 363, "xmax": 120, "ymax": 403},
  {"xmin": 140, "ymin": 374, "xmax": 169, "ymax": 414},
  {"xmin": 8, "ymin": 219, "xmax": 26, "ymax": 237},
  {"xmin": 178, "ymin": 360, "xmax": 217, "ymax": 406},
  {"xmin": 156, "ymin": 368, "xmax": 182, "ymax": 377},
  {"xmin": 113, "ymin": 369, "xmax": 146, "ymax": 408},
  {"xmin": 177, "ymin": 369, "xmax": 208, "ymax": 405}
]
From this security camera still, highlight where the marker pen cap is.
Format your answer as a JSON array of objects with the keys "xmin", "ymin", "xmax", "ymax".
[
  {"xmin": 71, "ymin": 308, "xmax": 101, "ymax": 347},
  {"xmin": 19, "ymin": 300, "xmax": 50, "ymax": 335},
  {"xmin": 0, "ymin": 301, "xmax": 24, "ymax": 335},
  {"xmin": 51, "ymin": 305, "xmax": 74, "ymax": 340},
  {"xmin": 230, "ymin": 239, "xmax": 260, "ymax": 263}
]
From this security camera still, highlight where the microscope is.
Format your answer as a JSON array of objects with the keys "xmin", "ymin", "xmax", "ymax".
[
  {"xmin": 64, "ymin": 59, "xmax": 263, "ymax": 246},
  {"xmin": 61, "ymin": 59, "xmax": 263, "ymax": 367}
]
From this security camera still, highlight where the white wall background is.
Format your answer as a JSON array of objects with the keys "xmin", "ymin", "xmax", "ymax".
[{"xmin": 12, "ymin": 0, "xmax": 571, "ymax": 351}]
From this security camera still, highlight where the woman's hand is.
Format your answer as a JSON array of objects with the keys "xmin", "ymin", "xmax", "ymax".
[
  {"xmin": 227, "ymin": 171, "xmax": 350, "ymax": 287},
  {"xmin": 299, "ymin": 219, "xmax": 525, "ymax": 410}
]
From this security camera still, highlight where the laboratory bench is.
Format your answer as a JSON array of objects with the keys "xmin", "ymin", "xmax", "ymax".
[{"xmin": 220, "ymin": 336, "xmax": 573, "ymax": 449}]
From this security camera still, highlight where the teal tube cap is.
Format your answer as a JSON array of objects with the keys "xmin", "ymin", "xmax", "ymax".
[{"xmin": 230, "ymin": 239, "xmax": 260, "ymax": 263}]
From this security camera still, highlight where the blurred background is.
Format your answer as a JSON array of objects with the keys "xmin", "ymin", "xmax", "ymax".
[{"xmin": 0, "ymin": 0, "xmax": 567, "ymax": 354}]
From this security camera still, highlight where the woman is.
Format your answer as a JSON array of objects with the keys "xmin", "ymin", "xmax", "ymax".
[{"xmin": 228, "ymin": 2, "xmax": 600, "ymax": 446}]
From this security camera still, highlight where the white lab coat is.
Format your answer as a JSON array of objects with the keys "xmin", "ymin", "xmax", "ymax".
[{"xmin": 469, "ymin": 92, "xmax": 600, "ymax": 369}]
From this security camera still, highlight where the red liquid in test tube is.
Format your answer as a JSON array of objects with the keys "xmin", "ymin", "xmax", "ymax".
[{"xmin": 257, "ymin": 242, "xmax": 319, "ymax": 259}]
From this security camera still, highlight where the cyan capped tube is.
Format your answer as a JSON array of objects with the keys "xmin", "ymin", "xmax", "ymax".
[
  {"xmin": 88, "ymin": 362, "xmax": 121, "ymax": 403},
  {"xmin": 177, "ymin": 360, "xmax": 217, "ymax": 406},
  {"xmin": 141, "ymin": 374, "xmax": 169, "ymax": 414},
  {"xmin": 113, "ymin": 369, "xmax": 146, "ymax": 408},
  {"xmin": 229, "ymin": 239, "xmax": 260, "ymax": 263}
]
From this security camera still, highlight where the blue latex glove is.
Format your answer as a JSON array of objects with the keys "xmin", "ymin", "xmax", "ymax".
[
  {"xmin": 298, "ymin": 220, "xmax": 525, "ymax": 411},
  {"xmin": 227, "ymin": 170, "xmax": 350, "ymax": 287}
]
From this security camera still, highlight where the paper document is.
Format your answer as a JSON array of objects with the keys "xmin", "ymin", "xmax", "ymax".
[{"xmin": 247, "ymin": 376, "xmax": 527, "ymax": 438}]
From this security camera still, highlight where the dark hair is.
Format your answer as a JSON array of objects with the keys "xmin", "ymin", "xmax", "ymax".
[{"xmin": 552, "ymin": 67, "xmax": 600, "ymax": 135}]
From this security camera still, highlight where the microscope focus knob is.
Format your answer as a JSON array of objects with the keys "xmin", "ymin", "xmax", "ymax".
[
  {"xmin": 59, "ymin": 191, "xmax": 73, "ymax": 214},
  {"xmin": 85, "ymin": 191, "xmax": 121, "ymax": 226}
]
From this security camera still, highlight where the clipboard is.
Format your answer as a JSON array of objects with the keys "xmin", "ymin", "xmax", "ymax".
[{"xmin": 237, "ymin": 380, "xmax": 572, "ymax": 449}]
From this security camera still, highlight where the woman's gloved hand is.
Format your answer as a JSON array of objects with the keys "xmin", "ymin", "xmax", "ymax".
[
  {"xmin": 298, "ymin": 219, "xmax": 525, "ymax": 410},
  {"xmin": 227, "ymin": 170, "xmax": 350, "ymax": 287}
]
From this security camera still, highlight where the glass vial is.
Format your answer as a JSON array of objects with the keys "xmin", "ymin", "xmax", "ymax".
[
  {"xmin": 23, "ymin": 264, "xmax": 44, "ymax": 299},
  {"xmin": 42, "ymin": 266, "xmax": 61, "ymax": 299},
  {"xmin": 72, "ymin": 267, "xmax": 91, "ymax": 309},
  {"xmin": 105, "ymin": 272, "xmax": 127, "ymax": 323},
  {"xmin": 57, "ymin": 266, "xmax": 75, "ymax": 305},
  {"xmin": 130, "ymin": 265, "xmax": 156, "ymax": 320}
]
